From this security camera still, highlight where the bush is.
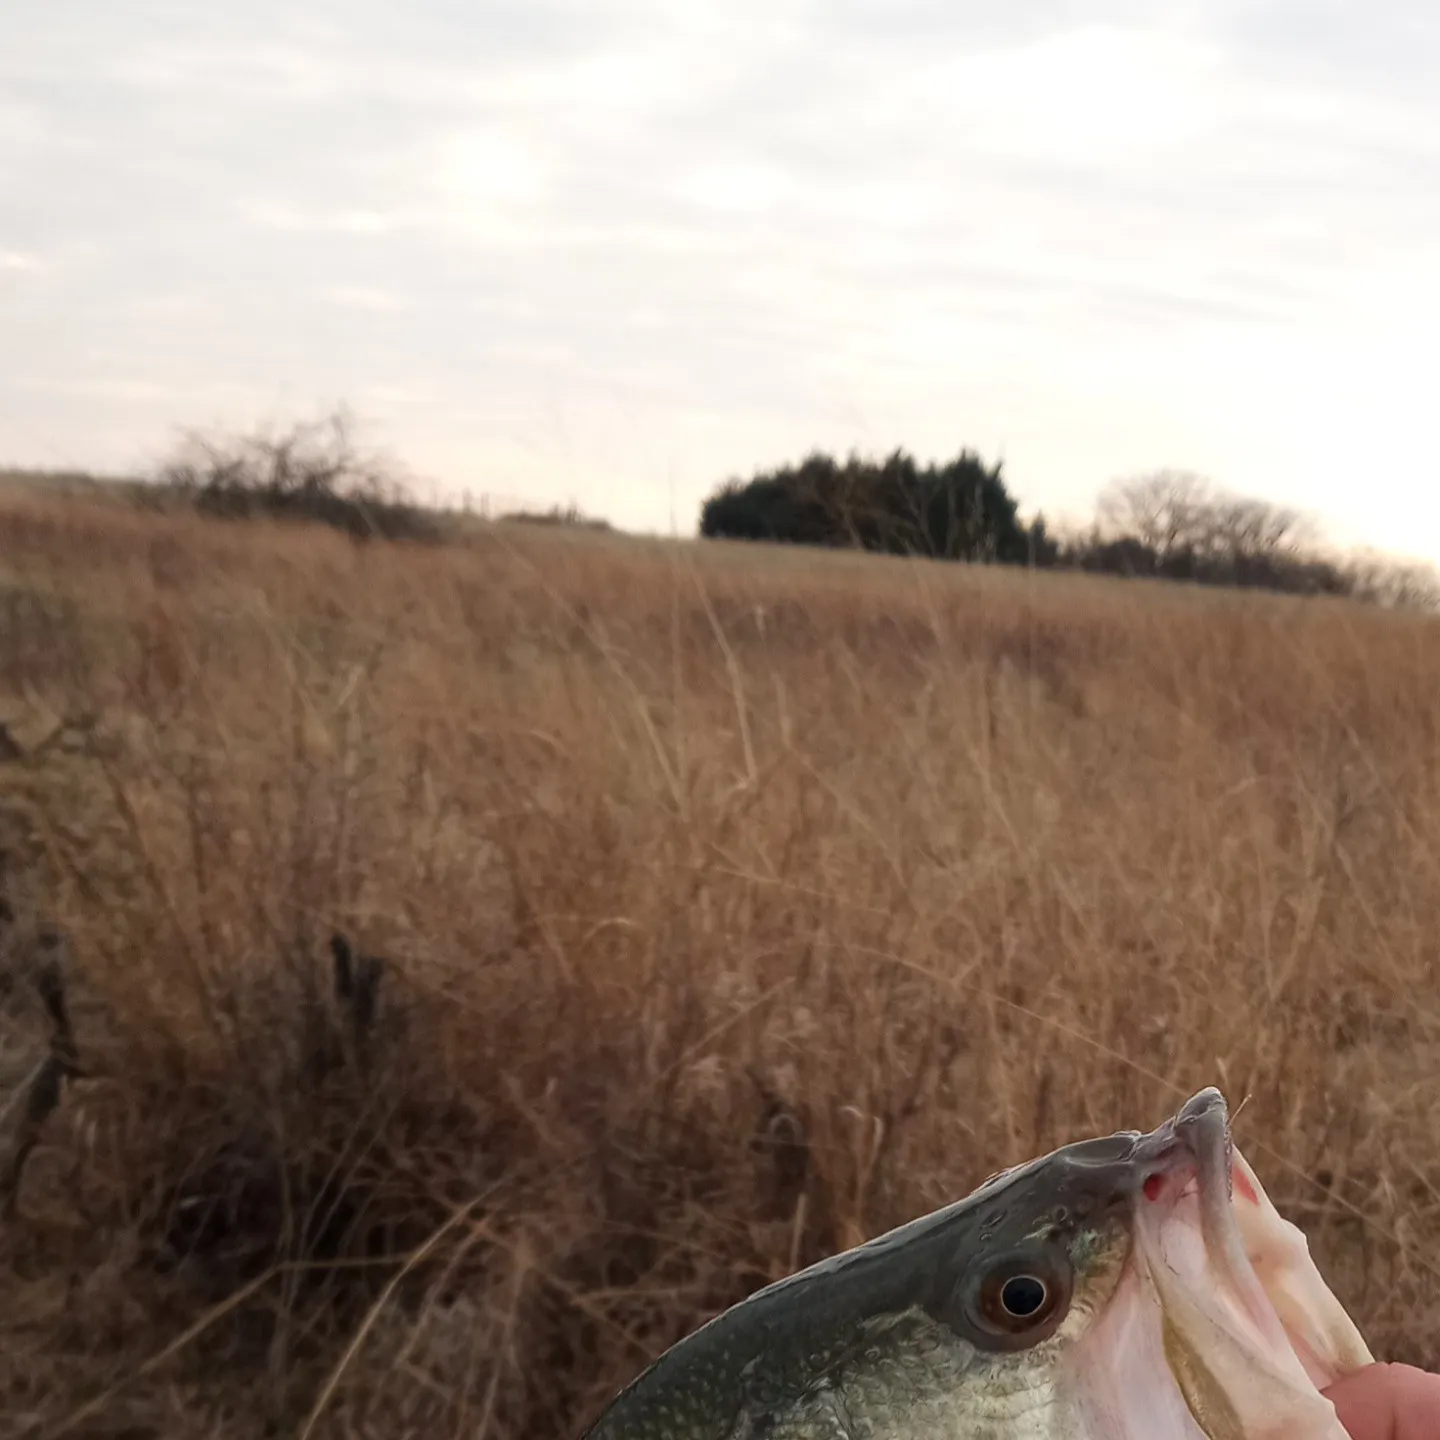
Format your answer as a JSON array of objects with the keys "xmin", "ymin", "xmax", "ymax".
[
  {"xmin": 158, "ymin": 409, "xmax": 440, "ymax": 543},
  {"xmin": 700, "ymin": 448, "xmax": 1044, "ymax": 564}
]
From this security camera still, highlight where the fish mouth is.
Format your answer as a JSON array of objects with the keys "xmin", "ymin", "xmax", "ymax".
[
  {"xmin": 1130, "ymin": 1088, "xmax": 1297, "ymax": 1365},
  {"xmin": 1131, "ymin": 1086, "xmax": 1237, "ymax": 1211},
  {"xmin": 1116, "ymin": 1088, "xmax": 1369, "ymax": 1438},
  {"xmin": 1134, "ymin": 1087, "xmax": 1259, "ymax": 1284}
]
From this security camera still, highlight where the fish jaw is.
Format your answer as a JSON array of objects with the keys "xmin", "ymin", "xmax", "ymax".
[
  {"xmin": 1062, "ymin": 1262, "xmax": 1217, "ymax": 1440},
  {"xmin": 1056, "ymin": 1192, "xmax": 1345, "ymax": 1440}
]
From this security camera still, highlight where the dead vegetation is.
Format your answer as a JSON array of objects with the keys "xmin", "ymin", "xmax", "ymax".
[
  {"xmin": 156, "ymin": 410, "xmax": 441, "ymax": 544},
  {"xmin": 0, "ymin": 488, "xmax": 1437, "ymax": 1439}
]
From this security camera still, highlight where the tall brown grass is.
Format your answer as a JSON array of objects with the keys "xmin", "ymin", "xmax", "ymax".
[{"xmin": 0, "ymin": 489, "xmax": 1437, "ymax": 1439}]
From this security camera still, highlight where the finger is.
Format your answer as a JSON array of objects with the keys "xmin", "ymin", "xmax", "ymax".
[{"xmin": 1324, "ymin": 1362, "xmax": 1440, "ymax": 1440}]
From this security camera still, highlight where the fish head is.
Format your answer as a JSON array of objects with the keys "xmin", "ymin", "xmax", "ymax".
[{"xmin": 582, "ymin": 1088, "xmax": 1373, "ymax": 1439}]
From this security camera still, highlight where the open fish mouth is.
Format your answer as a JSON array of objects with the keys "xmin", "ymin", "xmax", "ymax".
[{"xmin": 1093, "ymin": 1088, "xmax": 1374, "ymax": 1439}]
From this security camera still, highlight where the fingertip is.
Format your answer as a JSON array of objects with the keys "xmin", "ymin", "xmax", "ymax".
[{"xmin": 1324, "ymin": 1362, "xmax": 1440, "ymax": 1440}]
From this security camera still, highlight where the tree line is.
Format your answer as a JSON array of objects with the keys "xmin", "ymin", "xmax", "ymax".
[
  {"xmin": 17, "ymin": 409, "xmax": 1430, "ymax": 609},
  {"xmin": 700, "ymin": 452, "xmax": 1438, "ymax": 610}
]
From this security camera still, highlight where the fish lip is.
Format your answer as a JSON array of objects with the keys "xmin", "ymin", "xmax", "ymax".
[
  {"xmin": 1172, "ymin": 1086, "xmax": 1234, "ymax": 1207},
  {"xmin": 1127, "ymin": 1088, "xmax": 1328, "ymax": 1412},
  {"xmin": 1129, "ymin": 1087, "xmax": 1233, "ymax": 1207},
  {"xmin": 1131, "ymin": 1087, "xmax": 1289, "ymax": 1361}
]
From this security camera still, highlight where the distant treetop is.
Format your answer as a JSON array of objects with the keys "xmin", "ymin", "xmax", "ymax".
[{"xmin": 700, "ymin": 447, "xmax": 1052, "ymax": 565}]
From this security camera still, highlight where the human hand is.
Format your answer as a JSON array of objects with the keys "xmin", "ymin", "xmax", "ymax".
[{"xmin": 1323, "ymin": 1362, "xmax": 1440, "ymax": 1439}]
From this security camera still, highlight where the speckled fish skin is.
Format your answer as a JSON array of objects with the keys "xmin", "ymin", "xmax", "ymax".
[{"xmin": 581, "ymin": 1091, "xmax": 1234, "ymax": 1440}]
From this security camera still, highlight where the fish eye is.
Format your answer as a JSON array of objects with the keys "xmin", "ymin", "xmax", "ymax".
[{"xmin": 956, "ymin": 1246, "xmax": 1074, "ymax": 1347}]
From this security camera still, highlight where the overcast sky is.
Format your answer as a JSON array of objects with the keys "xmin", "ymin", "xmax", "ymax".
[{"xmin": 4, "ymin": 1, "xmax": 1440, "ymax": 558}]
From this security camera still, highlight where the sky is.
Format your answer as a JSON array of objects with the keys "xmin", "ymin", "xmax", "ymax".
[{"xmin": 4, "ymin": 1, "xmax": 1440, "ymax": 560}]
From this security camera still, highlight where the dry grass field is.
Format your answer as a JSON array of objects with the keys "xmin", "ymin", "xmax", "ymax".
[{"xmin": 0, "ymin": 485, "xmax": 1437, "ymax": 1439}]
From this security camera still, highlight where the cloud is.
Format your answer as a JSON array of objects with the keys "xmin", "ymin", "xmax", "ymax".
[
  {"xmin": 15, "ymin": 376, "xmax": 179, "ymax": 403},
  {"xmin": 316, "ymin": 285, "xmax": 409, "ymax": 312},
  {"xmin": 239, "ymin": 203, "xmax": 407, "ymax": 235},
  {"xmin": 3, "ymin": 0, "xmax": 1440, "ymax": 557}
]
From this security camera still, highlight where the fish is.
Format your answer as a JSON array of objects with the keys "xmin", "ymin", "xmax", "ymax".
[{"xmin": 581, "ymin": 1088, "xmax": 1374, "ymax": 1438}]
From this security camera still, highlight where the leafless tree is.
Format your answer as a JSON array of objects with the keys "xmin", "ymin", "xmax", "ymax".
[
  {"xmin": 1097, "ymin": 472, "xmax": 1315, "ymax": 564},
  {"xmin": 1343, "ymin": 553, "xmax": 1440, "ymax": 611},
  {"xmin": 1096, "ymin": 471, "xmax": 1213, "ymax": 559}
]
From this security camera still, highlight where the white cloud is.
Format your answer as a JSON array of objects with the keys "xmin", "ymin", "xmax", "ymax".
[
  {"xmin": 16, "ymin": 376, "xmax": 177, "ymax": 402},
  {"xmin": 3, "ymin": 0, "xmax": 1440, "ymax": 560},
  {"xmin": 316, "ymin": 285, "xmax": 408, "ymax": 311},
  {"xmin": 428, "ymin": 127, "xmax": 551, "ymax": 210},
  {"xmin": 674, "ymin": 160, "xmax": 790, "ymax": 216},
  {"xmin": 239, "ymin": 203, "xmax": 406, "ymax": 234},
  {"xmin": 911, "ymin": 23, "xmax": 1224, "ymax": 166}
]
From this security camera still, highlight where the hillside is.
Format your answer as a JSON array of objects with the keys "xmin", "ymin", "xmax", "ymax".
[{"xmin": 1, "ymin": 487, "xmax": 1437, "ymax": 1438}]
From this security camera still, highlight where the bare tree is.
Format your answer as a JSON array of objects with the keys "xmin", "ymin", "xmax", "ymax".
[
  {"xmin": 1096, "ymin": 471, "xmax": 1215, "ymax": 560},
  {"xmin": 1097, "ymin": 472, "xmax": 1315, "ymax": 564},
  {"xmin": 1206, "ymin": 495, "xmax": 1313, "ymax": 560},
  {"xmin": 1343, "ymin": 552, "xmax": 1440, "ymax": 611}
]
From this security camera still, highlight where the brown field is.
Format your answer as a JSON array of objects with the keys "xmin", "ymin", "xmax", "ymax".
[{"xmin": 0, "ymin": 486, "xmax": 1437, "ymax": 1438}]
